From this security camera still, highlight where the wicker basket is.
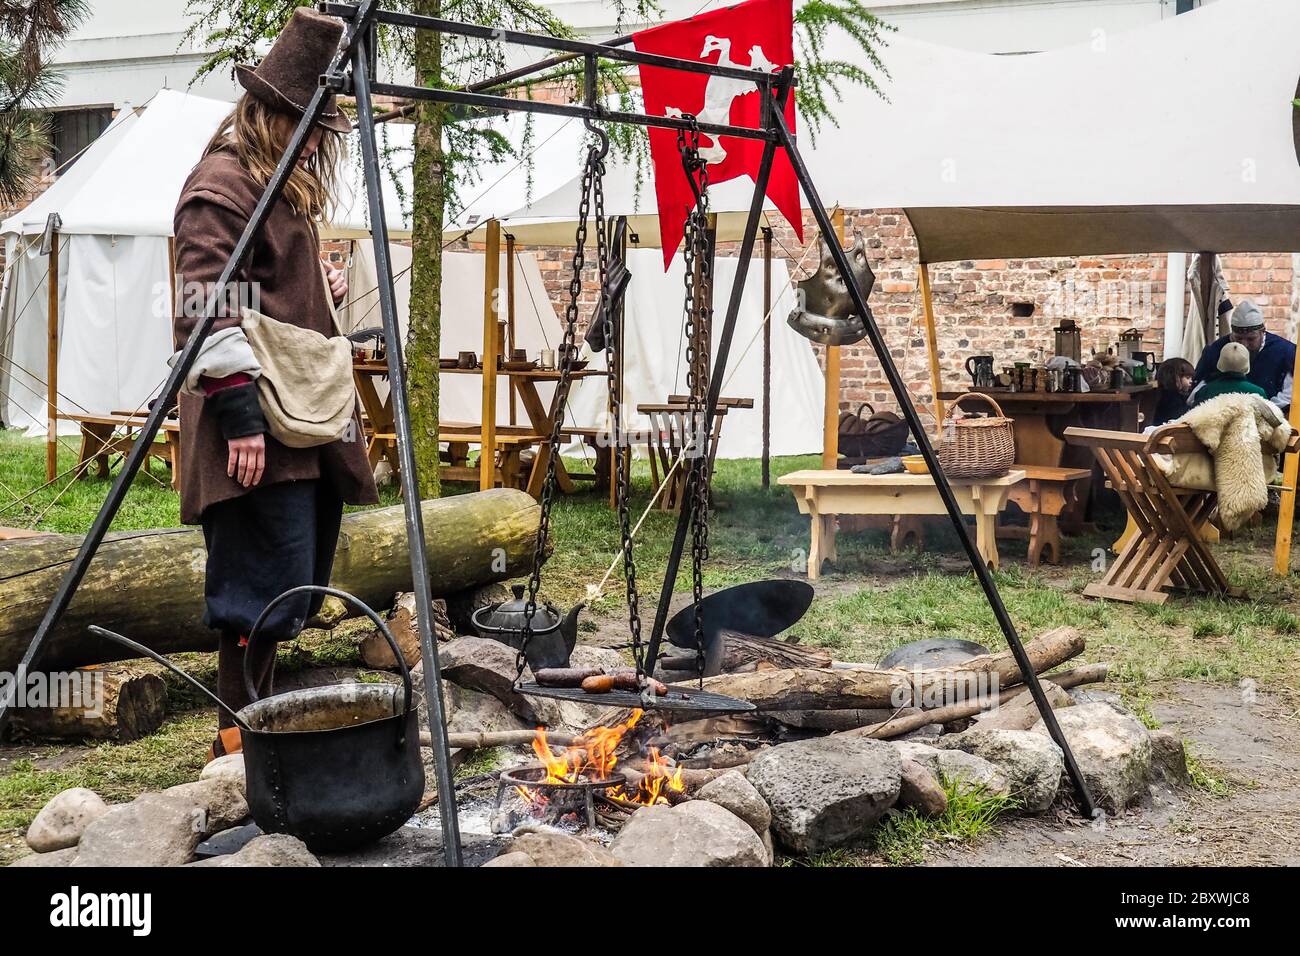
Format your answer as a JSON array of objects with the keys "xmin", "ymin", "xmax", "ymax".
[
  {"xmin": 838, "ymin": 403, "xmax": 911, "ymax": 459},
  {"xmin": 936, "ymin": 393, "xmax": 1015, "ymax": 479}
]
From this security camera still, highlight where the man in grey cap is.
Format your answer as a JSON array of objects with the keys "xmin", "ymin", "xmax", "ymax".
[{"xmin": 1190, "ymin": 299, "xmax": 1296, "ymax": 411}]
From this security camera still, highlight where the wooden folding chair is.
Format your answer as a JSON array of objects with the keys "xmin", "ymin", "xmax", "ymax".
[{"xmin": 1064, "ymin": 424, "xmax": 1297, "ymax": 604}]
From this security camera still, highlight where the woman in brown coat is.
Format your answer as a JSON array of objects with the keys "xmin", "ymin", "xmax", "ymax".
[{"xmin": 172, "ymin": 10, "xmax": 377, "ymax": 760}]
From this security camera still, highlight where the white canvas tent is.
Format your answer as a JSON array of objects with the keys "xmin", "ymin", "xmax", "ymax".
[
  {"xmin": 0, "ymin": 88, "xmax": 534, "ymax": 437},
  {"xmin": 562, "ymin": 249, "xmax": 823, "ymax": 459},
  {"xmin": 341, "ymin": 240, "xmax": 564, "ymax": 425}
]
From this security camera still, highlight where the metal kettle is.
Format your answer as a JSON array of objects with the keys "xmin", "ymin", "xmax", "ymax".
[{"xmin": 470, "ymin": 584, "xmax": 584, "ymax": 670}]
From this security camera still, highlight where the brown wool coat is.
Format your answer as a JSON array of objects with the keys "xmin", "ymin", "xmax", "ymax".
[{"xmin": 172, "ymin": 147, "xmax": 378, "ymax": 524}]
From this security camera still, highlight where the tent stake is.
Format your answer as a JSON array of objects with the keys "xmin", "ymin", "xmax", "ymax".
[{"xmin": 770, "ymin": 106, "xmax": 1098, "ymax": 819}]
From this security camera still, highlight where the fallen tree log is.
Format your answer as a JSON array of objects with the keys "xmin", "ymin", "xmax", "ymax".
[
  {"xmin": 699, "ymin": 626, "xmax": 1084, "ymax": 711},
  {"xmin": 8, "ymin": 664, "xmax": 166, "ymax": 741},
  {"xmin": 837, "ymin": 662, "xmax": 1109, "ymax": 740},
  {"xmin": 0, "ymin": 489, "xmax": 541, "ymax": 671}
]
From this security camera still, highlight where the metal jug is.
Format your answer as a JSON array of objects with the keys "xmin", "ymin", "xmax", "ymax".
[{"xmin": 966, "ymin": 355, "xmax": 995, "ymax": 388}]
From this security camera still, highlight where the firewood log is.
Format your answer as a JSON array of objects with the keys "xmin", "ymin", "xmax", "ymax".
[
  {"xmin": 9, "ymin": 664, "xmax": 166, "ymax": 741},
  {"xmin": 421, "ymin": 729, "xmax": 577, "ymax": 750},
  {"xmin": 0, "ymin": 489, "xmax": 540, "ymax": 671},
  {"xmin": 701, "ymin": 626, "xmax": 1084, "ymax": 711},
  {"xmin": 836, "ymin": 662, "xmax": 1109, "ymax": 740},
  {"xmin": 357, "ymin": 593, "xmax": 454, "ymax": 670}
]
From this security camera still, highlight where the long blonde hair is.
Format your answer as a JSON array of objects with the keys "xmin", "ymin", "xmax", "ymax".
[{"xmin": 204, "ymin": 94, "xmax": 342, "ymax": 222}]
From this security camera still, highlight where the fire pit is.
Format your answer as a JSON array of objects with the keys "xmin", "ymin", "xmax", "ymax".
[
  {"xmin": 495, "ymin": 766, "xmax": 622, "ymax": 829},
  {"xmin": 488, "ymin": 710, "xmax": 688, "ymax": 834}
]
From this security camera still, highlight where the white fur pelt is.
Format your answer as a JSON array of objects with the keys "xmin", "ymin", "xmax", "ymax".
[{"xmin": 1164, "ymin": 394, "xmax": 1293, "ymax": 530}]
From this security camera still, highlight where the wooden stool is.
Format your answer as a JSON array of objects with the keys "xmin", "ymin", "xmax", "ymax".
[{"xmin": 997, "ymin": 465, "xmax": 1092, "ymax": 567}]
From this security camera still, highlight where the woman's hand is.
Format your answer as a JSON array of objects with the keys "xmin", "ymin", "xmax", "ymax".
[
  {"xmin": 326, "ymin": 264, "xmax": 347, "ymax": 305},
  {"xmin": 227, "ymin": 434, "xmax": 266, "ymax": 488}
]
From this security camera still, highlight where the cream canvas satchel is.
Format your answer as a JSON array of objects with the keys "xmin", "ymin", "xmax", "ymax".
[{"xmin": 240, "ymin": 267, "xmax": 357, "ymax": 448}]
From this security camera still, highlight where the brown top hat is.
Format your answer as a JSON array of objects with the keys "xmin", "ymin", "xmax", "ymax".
[{"xmin": 235, "ymin": 8, "xmax": 352, "ymax": 134}]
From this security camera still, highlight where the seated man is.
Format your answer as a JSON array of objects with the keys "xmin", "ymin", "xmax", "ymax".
[
  {"xmin": 1191, "ymin": 299, "xmax": 1295, "ymax": 411},
  {"xmin": 1189, "ymin": 342, "xmax": 1267, "ymax": 408}
]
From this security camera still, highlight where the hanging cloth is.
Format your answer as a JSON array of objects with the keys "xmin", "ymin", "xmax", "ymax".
[{"xmin": 1181, "ymin": 254, "xmax": 1230, "ymax": 367}]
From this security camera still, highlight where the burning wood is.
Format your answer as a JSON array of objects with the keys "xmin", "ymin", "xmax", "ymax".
[{"xmin": 513, "ymin": 709, "xmax": 685, "ymax": 818}]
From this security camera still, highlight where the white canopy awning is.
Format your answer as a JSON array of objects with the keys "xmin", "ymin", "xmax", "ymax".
[{"xmin": 466, "ymin": 0, "xmax": 1300, "ymax": 260}]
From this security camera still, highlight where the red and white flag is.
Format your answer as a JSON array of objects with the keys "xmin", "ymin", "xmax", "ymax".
[{"xmin": 633, "ymin": 0, "xmax": 803, "ymax": 268}]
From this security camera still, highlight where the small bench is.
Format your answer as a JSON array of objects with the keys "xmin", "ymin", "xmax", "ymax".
[
  {"xmin": 63, "ymin": 413, "xmax": 182, "ymax": 491},
  {"xmin": 777, "ymin": 469, "xmax": 1025, "ymax": 577},
  {"xmin": 439, "ymin": 422, "xmax": 548, "ymax": 491},
  {"xmin": 996, "ymin": 464, "xmax": 1092, "ymax": 568}
]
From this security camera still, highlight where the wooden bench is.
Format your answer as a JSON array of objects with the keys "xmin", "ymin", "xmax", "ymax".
[
  {"xmin": 996, "ymin": 464, "xmax": 1092, "ymax": 568},
  {"xmin": 439, "ymin": 422, "xmax": 548, "ymax": 492},
  {"xmin": 1064, "ymin": 424, "xmax": 1300, "ymax": 604},
  {"xmin": 63, "ymin": 413, "xmax": 182, "ymax": 491},
  {"xmin": 777, "ymin": 469, "xmax": 1025, "ymax": 577}
]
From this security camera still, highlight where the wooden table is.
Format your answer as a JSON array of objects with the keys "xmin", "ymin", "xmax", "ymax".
[
  {"xmin": 939, "ymin": 386, "xmax": 1156, "ymax": 525},
  {"xmin": 63, "ymin": 413, "xmax": 182, "ymax": 491},
  {"xmin": 778, "ymin": 469, "xmax": 1025, "ymax": 577},
  {"xmin": 355, "ymin": 360, "xmax": 611, "ymax": 495}
]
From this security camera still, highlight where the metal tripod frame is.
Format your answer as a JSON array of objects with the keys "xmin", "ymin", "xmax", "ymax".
[{"xmin": 0, "ymin": 1, "xmax": 1096, "ymax": 870}]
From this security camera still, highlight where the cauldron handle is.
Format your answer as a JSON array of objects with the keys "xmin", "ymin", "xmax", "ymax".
[
  {"xmin": 89, "ymin": 625, "xmax": 254, "ymax": 733},
  {"xmin": 244, "ymin": 586, "xmax": 414, "ymax": 745}
]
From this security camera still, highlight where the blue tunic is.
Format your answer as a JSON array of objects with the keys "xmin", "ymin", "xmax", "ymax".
[{"xmin": 1192, "ymin": 333, "xmax": 1296, "ymax": 406}]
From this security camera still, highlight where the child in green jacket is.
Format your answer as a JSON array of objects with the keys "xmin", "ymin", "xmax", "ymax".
[{"xmin": 1190, "ymin": 342, "xmax": 1268, "ymax": 408}]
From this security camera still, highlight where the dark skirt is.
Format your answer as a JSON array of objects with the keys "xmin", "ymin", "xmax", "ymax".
[
  {"xmin": 200, "ymin": 478, "xmax": 344, "ymax": 643},
  {"xmin": 202, "ymin": 478, "xmax": 344, "ymax": 728}
]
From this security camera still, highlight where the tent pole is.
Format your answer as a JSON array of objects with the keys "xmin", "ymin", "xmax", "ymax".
[
  {"xmin": 45, "ymin": 228, "xmax": 59, "ymax": 482},
  {"xmin": 480, "ymin": 218, "xmax": 501, "ymax": 490},
  {"xmin": 1274, "ymin": 336, "xmax": 1300, "ymax": 574},
  {"xmin": 919, "ymin": 262, "xmax": 944, "ymax": 432},
  {"xmin": 771, "ymin": 106, "xmax": 1097, "ymax": 818},
  {"xmin": 0, "ymin": 0, "xmax": 382, "ymax": 739},
  {"xmin": 506, "ymin": 232, "xmax": 517, "ymax": 426},
  {"xmin": 821, "ymin": 209, "xmax": 844, "ymax": 468},
  {"xmin": 761, "ymin": 225, "xmax": 773, "ymax": 488}
]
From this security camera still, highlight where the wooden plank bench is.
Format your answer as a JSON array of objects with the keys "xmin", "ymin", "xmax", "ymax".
[
  {"xmin": 62, "ymin": 413, "xmax": 182, "ymax": 491},
  {"xmin": 439, "ymin": 421, "xmax": 548, "ymax": 491},
  {"xmin": 1064, "ymin": 423, "xmax": 1300, "ymax": 603},
  {"xmin": 777, "ymin": 469, "xmax": 1025, "ymax": 577},
  {"xmin": 996, "ymin": 464, "xmax": 1093, "ymax": 568}
]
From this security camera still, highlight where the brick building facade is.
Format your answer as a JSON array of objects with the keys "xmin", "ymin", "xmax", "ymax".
[{"xmin": 504, "ymin": 209, "xmax": 1300, "ymax": 418}]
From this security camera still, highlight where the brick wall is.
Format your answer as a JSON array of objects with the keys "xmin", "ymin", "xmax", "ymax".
[{"xmin": 515, "ymin": 207, "xmax": 1298, "ymax": 415}]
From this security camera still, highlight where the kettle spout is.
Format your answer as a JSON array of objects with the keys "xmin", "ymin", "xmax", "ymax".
[{"xmin": 560, "ymin": 602, "xmax": 586, "ymax": 654}]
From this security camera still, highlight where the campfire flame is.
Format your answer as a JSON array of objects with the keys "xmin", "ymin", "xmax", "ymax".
[{"xmin": 516, "ymin": 708, "xmax": 684, "ymax": 810}]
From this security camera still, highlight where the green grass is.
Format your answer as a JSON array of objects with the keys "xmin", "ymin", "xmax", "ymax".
[
  {"xmin": 1184, "ymin": 746, "xmax": 1239, "ymax": 798},
  {"xmin": 784, "ymin": 777, "xmax": 1017, "ymax": 867},
  {"xmin": 870, "ymin": 779, "xmax": 1017, "ymax": 865}
]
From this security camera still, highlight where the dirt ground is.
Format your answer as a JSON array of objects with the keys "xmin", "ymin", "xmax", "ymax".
[{"xmin": 917, "ymin": 679, "xmax": 1300, "ymax": 867}]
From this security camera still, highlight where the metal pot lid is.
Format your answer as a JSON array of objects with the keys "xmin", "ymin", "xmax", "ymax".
[
  {"xmin": 667, "ymin": 579, "xmax": 815, "ymax": 650},
  {"xmin": 878, "ymin": 637, "xmax": 991, "ymax": 670},
  {"xmin": 474, "ymin": 583, "xmax": 560, "ymax": 633}
]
